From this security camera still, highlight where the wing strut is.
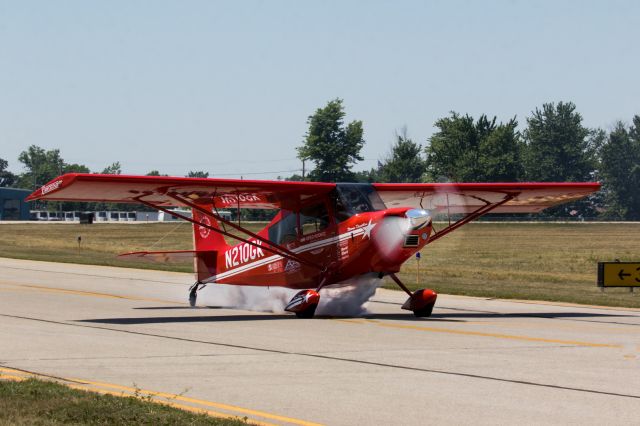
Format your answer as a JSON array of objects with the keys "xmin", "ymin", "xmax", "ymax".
[
  {"xmin": 133, "ymin": 194, "xmax": 324, "ymax": 271},
  {"xmin": 427, "ymin": 193, "xmax": 516, "ymax": 244},
  {"xmin": 166, "ymin": 191, "xmax": 319, "ymax": 269}
]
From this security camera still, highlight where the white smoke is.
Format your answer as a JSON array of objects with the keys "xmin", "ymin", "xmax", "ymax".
[
  {"xmin": 194, "ymin": 273, "xmax": 382, "ymax": 317},
  {"xmin": 316, "ymin": 273, "xmax": 381, "ymax": 316}
]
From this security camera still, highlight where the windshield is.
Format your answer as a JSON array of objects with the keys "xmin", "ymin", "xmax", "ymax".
[{"xmin": 335, "ymin": 184, "xmax": 386, "ymax": 221}]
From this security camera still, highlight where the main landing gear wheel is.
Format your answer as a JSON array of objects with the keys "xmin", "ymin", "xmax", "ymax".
[
  {"xmin": 285, "ymin": 289, "xmax": 320, "ymax": 318},
  {"xmin": 388, "ymin": 273, "xmax": 438, "ymax": 318},
  {"xmin": 402, "ymin": 289, "xmax": 438, "ymax": 317},
  {"xmin": 294, "ymin": 304, "xmax": 318, "ymax": 319},
  {"xmin": 411, "ymin": 302, "xmax": 435, "ymax": 318},
  {"xmin": 188, "ymin": 282, "xmax": 206, "ymax": 307}
]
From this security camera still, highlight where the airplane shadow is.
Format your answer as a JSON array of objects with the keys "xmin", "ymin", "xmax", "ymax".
[
  {"xmin": 430, "ymin": 312, "xmax": 637, "ymax": 319},
  {"xmin": 78, "ymin": 313, "xmax": 295, "ymax": 324},
  {"xmin": 76, "ymin": 305, "xmax": 637, "ymax": 326},
  {"xmin": 134, "ymin": 306, "xmax": 226, "ymax": 310}
]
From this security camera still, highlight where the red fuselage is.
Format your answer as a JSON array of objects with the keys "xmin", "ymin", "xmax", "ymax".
[{"xmin": 208, "ymin": 206, "xmax": 432, "ymax": 290}]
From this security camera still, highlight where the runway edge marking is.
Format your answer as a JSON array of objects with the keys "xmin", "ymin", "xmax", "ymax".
[{"xmin": 0, "ymin": 367, "xmax": 323, "ymax": 426}]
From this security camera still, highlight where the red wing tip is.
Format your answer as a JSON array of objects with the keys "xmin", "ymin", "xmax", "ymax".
[
  {"xmin": 25, "ymin": 192, "xmax": 40, "ymax": 202},
  {"xmin": 26, "ymin": 176, "xmax": 68, "ymax": 201}
]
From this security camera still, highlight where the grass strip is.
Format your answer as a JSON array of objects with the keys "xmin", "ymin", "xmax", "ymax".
[{"xmin": 0, "ymin": 377, "xmax": 249, "ymax": 425}]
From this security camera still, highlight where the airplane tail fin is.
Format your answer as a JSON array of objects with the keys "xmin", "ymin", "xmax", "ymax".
[{"xmin": 191, "ymin": 207, "xmax": 229, "ymax": 282}]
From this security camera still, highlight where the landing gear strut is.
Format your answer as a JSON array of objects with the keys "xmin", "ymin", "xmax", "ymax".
[
  {"xmin": 188, "ymin": 282, "xmax": 206, "ymax": 307},
  {"xmin": 388, "ymin": 273, "xmax": 437, "ymax": 317}
]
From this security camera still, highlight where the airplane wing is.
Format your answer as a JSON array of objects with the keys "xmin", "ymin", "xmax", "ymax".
[
  {"xmin": 372, "ymin": 182, "xmax": 601, "ymax": 214},
  {"xmin": 27, "ymin": 173, "xmax": 336, "ymax": 209},
  {"xmin": 372, "ymin": 182, "xmax": 600, "ymax": 243}
]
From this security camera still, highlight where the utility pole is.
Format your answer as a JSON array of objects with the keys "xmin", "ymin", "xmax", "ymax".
[
  {"xmin": 59, "ymin": 162, "xmax": 63, "ymax": 217},
  {"xmin": 302, "ymin": 159, "xmax": 306, "ymax": 179}
]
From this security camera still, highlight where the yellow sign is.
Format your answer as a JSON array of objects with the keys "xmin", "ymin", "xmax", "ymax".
[{"xmin": 598, "ymin": 262, "xmax": 640, "ymax": 287}]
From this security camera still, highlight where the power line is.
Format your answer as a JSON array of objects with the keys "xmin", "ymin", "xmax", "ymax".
[{"xmin": 211, "ymin": 168, "xmax": 302, "ymax": 177}]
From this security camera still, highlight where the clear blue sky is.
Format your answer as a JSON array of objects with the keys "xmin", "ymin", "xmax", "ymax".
[{"xmin": 1, "ymin": 1, "xmax": 638, "ymax": 179}]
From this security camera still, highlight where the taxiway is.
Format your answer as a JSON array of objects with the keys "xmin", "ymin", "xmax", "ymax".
[{"xmin": 1, "ymin": 257, "xmax": 639, "ymax": 425}]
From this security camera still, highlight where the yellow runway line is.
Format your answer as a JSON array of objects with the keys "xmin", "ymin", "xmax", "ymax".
[
  {"xmin": 64, "ymin": 384, "xmax": 276, "ymax": 426},
  {"xmin": 65, "ymin": 377, "xmax": 324, "ymax": 426},
  {"xmin": 331, "ymin": 319, "xmax": 621, "ymax": 348},
  {"xmin": 452, "ymin": 319, "xmax": 640, "ymax": 334},
  {"xmin": 0, "ymin": 367, "xmax": 322, "ymax": 426},
  {"xmin": 0, "ymin": 373, "xmax": 27, "ymax": 382},
  {"xmin": 367, "ymin": 319, "xmax": 621, "ymax": 348},
  {"xmin": 0, "ymin": 280, "xmax": 180, "ymax": 305},
  {"xmin": 0, "ymin": 367, "xmax": 38, "ymax": 377}
]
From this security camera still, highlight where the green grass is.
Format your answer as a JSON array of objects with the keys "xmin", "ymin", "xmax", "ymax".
[
  {"xmin": 0, "ymin": 222, "xmax": 264, "ymax": 273},
  {"xmin": 1, "ymin": 222, "xmax": 639, "ymax": 308},
  {"xmin": 394, "ymin": 222, "xmax": 640, "ymax": 308},
  {"xmin": 0, "ymin": 378, "xmax": 248, "ymax": 425}
]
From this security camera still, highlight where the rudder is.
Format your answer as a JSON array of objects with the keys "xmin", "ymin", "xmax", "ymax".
[{"xmin": 192, "ymin": 207, "xmax": 229, "ymax": 282}]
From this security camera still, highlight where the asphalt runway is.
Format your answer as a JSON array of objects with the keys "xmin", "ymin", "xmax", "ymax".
[{"xmin": 1, "ymin": 257, "xmax": 639, "ymax": 425}]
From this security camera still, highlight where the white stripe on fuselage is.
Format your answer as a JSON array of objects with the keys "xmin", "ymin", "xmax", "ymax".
[{"xmin": 204, "ymin": 227, "xmax": 366, "ymax": 283}]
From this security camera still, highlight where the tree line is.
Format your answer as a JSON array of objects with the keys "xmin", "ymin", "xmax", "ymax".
[
  {"xmin": 296, "ymin": 99, "xmax": 639, "ymax": 220},
  {"xmin": 1, "ymin": 99, "xmax": 638, "ymax": 220}
]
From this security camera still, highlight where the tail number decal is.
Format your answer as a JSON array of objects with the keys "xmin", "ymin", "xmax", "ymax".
[{"xmin": 225, "ymin": 241, "xmax": 265, "ymax": 269}]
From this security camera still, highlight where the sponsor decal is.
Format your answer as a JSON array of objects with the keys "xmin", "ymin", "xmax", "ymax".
[
  {"xmin": 348, "ymin": 220, "xmax": 376, "ymax": 239},
  {"xmin": 267, "ymin": 260, "xmax": 283, "ymax": 273},
  {"xmin": 361, "ymin": 219, "xmax": 376, "ymax": 239},
  {"xmin": 284, "ymin": 259, "xmax": 301, "ymax": 274},
  {"xmin": 347, "ymin": 223, "xmax": 367, "ymax": 232},
  {"xmin": 40, "ymin": 180, "xmax": 63, "ymax": 195},
  {"xmin": 299, "ymin": 231, "xmax": 327, "ymax": 244},
  {"xmin": 213, "ymin": 229, "xmax": 363, "ymax": 282},
  {"xmin": 198, "ymin": 216, "xmax": 212, "ymax": 239},
  {"xmin": 339, "ymin": 239, "xmax": 349, "ymax": 260},
  {"xmin": 224, "ymin": 240, "xmax": 265, "ymax": 269},
  {"xmin": 217, "ymin": 193, "xmax": 263, "ymax": 206}
]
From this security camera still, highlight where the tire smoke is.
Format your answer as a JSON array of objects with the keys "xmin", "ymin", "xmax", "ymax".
[{"xmin": 195, "ymin": 273, "xmax": 382, "ymax": 317}]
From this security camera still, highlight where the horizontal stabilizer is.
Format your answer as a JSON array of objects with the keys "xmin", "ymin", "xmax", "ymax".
[{"xmin": 118, "ymin": 250, "xmax": 216, "ymax": 264}]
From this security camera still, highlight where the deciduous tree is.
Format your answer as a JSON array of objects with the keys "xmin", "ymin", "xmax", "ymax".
[
  {"xmin": 378, "ymin": 129, "xmax": 426, "ymax": 183},
  {"xmin": 17, "ymin": 145, "xmax": 65, "ymax": 189},
  {"xmin": 599, "ymin": 118, "xmax": 640, "ymax": 220},
  {"xmin": 101, "ymin": 162, "xmax": 122, "ymax": 175},
  {"xmin": 523, "ymin": 102, "xmax": 595, "ymax": 181},
  {"xmin": 425, "ymin": 113, "xmax": 523, "ymax": 182},
  {"xmin": 297, "ymin": 99, "xmax": 365, "ymax": 182},
  {"xmin": 187, "ymin": 171, "xmax": 209, "ymax": 178},
  {"xmin": 147, "ymin": 170, "xmax": 169, "ymax": 176},
  {"xmin": 0, "ymin": 158, "xmax": 16, "ymax": 187}
]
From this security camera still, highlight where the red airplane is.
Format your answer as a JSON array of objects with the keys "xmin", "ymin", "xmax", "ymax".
[{"xmin": 28, "ymin": 174, "xmax": 599, "ymax": 318}]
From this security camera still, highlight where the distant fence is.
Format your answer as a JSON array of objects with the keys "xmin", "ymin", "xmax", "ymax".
[{"xmin": 28, "ymin": 209, "xmax": 233, "ymax": 222}]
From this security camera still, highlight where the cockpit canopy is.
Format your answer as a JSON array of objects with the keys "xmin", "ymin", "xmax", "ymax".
[
  {"xmin": 267, "ymin": 183, "xmax": 387, "ymax": 245},
  {"xmin": 335, "ymin": 183, "xmax": 386, "ymax": 221}
]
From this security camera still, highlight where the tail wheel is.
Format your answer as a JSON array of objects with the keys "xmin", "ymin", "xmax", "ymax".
[{"xmin": 188, "ymin": 282, "xmax": 205, "ymax": 307}]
